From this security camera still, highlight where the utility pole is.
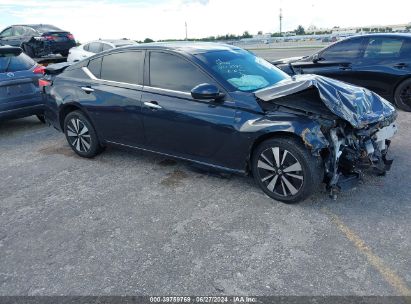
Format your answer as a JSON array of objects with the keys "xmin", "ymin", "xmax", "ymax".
[
  {"xmin": 279, "ymin": 8, "xmax": 283, "ymax": 36},
  {"xmin": 185, "ymin": 21, "xmax": 188, "ymax": 40}
]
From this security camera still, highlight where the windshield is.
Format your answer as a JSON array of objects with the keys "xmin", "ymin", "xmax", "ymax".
[{"xmin": 196, "ymin": 49, "xmax": 289, "ymax": 92}]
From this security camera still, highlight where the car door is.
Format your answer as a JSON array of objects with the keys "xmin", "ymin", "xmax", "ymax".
[
  {"xmin": 291, "ymin": 37, "xmax": 366, "ymax": 83},
  {"xmin": 141, "ymin": 50, "xmax": 237, "ymax": 160},
  {"xmin": 352, "ymin": 36, "xmax": 411, "ymax": 99},
  {"xmin": 75, "ymin": 50, "xmax": 146, "ymax": 146},
  {"xmin": 0, "ymin": 27, "xmax": 17, "ymax": 46}
]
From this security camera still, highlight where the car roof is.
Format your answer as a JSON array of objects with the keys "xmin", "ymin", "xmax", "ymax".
[
  {"xmin": 9, "ymin": 24, "xmax": 63, "ymax": 31},
  {"xmin": 87, "ymin": 39, "xmax": 137, "ymax": 45},
  {"xmin": 104, "ymin": 39, "xmax": 136, "ymax": 44},
  {"xmin": 348, "ymin": 33, "xmax": 411, "ymax": 39},
  {"xmin": 116, "ymin": 42, "xmax": 243, "ymax": 55}
]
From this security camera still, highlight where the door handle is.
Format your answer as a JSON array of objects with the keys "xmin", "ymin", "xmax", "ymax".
[
  {"xmin": 144, "ymin": 101, "xmax": 162, "ymax": 109},
  {"xmin": 394, "ymin": 63, "xmax": 408, "ymax": 69},
  {"xmin": 81, "ymin": 86, "xmax": 94, "ymax": 93}
]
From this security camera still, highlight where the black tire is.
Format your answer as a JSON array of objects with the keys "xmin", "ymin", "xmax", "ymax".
[
  {"xmin": 22, "ymin": 43, "xmax": 35, "ymax": 58},
  {"xmin": 394, "ymin": 78, "xmax": 411, "ymax": 112},
  {"xmin": 251, "ymin": 137, "xmax": 323, "ymax": 204},
  {"xmin": 60, "ymin": 51, "xmax": 69, "ymax": 57},
  {"xmin": 36, "ymin": 114, "xmax": 46, "ymax": 123},
  {"xmin": 63, "ymin": 111, "xmax": 103, "ymax": 158}
]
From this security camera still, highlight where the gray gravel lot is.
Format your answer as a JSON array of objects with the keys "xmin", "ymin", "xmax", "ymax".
[{"xmin": 0, "ymin": 48, "xmax": 410, "ymax": 296}]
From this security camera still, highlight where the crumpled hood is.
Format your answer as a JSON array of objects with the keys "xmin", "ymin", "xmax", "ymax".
[{"xmin": 255, "ymin": 74, "xmax": 397, "ymax": 129}]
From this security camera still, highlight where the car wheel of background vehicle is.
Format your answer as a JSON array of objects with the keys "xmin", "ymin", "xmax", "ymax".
[
  {"xmin": 251, "ymin": 137, "xmax": 323, "ymax": 204},
  {"xmin": 22, "ymin": 43, "xmax": 35, "ymax": 58},
  {"xmin": 36, "ymin": 114, "xmax": 45, "ymax": 123},
  {"xmin": 63, "ymin": 111, "xmax": 103, "ymax": 158},
  {"xmin": 60, "ymin": 51, "xmax": 69, "ymax": 57},
  {"xmin": 394, "ymin": 78, "xmax": 411, "ymax": 112}
]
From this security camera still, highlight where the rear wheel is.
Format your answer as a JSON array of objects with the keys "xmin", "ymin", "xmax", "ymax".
[
  {"xmin": 63, "ymin": 111, "xmax": 103, "ymax": 158},
  {"xmin": 60, "ymin": 51, "xmax": 69, "ymax": 57},
  {"xmin": 394, "ymin": 78, "xmax": 411, "ymax": 112},
  {"xmin": 251, "ymin": 137, "xmax": 323, "ymax": 204}
]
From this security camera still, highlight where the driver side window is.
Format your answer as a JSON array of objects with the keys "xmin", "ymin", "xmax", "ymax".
[
  {"xmin": 320, "ymin": 38, "xmax": 364, "ymax": 61},
  {"xmin": 149, "ymin": 52, "xmax": 211, "ymax": 92},
  {"xmin": 0, "ymin": 27, "xmax": 14, "ymax": 37}
]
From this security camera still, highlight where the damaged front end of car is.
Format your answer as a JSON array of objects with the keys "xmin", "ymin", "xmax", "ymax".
[{"xmin": 255, "ymin": 74, "xmax": 398, "ymax": 197}]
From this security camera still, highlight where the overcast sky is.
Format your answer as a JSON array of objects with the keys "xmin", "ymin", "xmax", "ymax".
[{"xmin": 0, "ymin": 0, "xmax": 410, "ymax": 42}]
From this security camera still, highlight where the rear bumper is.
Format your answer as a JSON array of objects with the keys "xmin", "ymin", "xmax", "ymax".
[
  {"xmin": 0, "ymin": 104, "xmax": 44, "ymax": 121},
  {"xmin": 30, "ymin": 40, "xmax": 76, "ymax": 57}
]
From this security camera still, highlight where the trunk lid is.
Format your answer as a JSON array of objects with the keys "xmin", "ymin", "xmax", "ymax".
[{"xmin": 42, "ymin": 31, "xmax": 73, "ymax": 42}]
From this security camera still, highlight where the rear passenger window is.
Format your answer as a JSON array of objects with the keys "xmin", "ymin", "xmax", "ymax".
[
  {"xmin": 100, "ymin": 51, "xmax": 143, "ymax": 84},
  {"xmin": 88, "ymin": 42, "xmax": 102, "ymax": 54},
  {"xmin": 150, "ymin": 52, "xmax": 210, "ymax": 92},
  {"xmin": 88, "ymin": 57, "xmax": 102, "ymax": 78},
  {"xmin": 102, "ymin": 44, "xmax": 113, "ymax": 51},
  {"xmin": 364, "ymin": 38, "xmax": 405, "ymax": 59}
]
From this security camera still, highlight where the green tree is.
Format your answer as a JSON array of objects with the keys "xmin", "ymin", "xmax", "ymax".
[
  {"xmin": 242, "ymin": 31, "xmax": 252, "ymax": 38},
  {"xmin": 271, "ymin": 32, "xmax": 282, "ymax": 37},
  {"xmin": 295, "ymin": 25, "xmax": 305, "ymax": 35},
  {"xmin": 143, "ymin": 38, "xmax": 154, "ymax": 43}
]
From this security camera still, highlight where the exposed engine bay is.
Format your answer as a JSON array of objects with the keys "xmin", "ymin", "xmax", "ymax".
[{"xmin": 255, "ymin": 74, "xmax": 398, "ymax": 197}]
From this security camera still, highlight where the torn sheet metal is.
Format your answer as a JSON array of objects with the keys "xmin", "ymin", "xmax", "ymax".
[{"xmin": 255, "ymin": 74, "xmax": 396, "ymax": 129}]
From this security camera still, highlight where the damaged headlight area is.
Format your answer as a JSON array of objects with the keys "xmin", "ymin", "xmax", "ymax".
[
  {"xmin": 319, "ymin": 115, "xmax": 397, "ymax": 197},
  {"xmin": 255, "ymin": 74, "xmax": 399, "ymax": 198}
]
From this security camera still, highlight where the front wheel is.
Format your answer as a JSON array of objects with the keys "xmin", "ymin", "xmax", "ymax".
[
  {"xmin": 63, "ymin": 111, "xmax": 103, "ymax": 158},
  {"xmin": 394, "ymin": 78, "xmax": 411, "ymax": 112},
  {"xmin": 251, "ymin": 137, "xmax": 323, "ymax": 204}
]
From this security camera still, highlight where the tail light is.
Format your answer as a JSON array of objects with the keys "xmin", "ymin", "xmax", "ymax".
[
  {"xmin": 67, "ymin": 33, "xmax": 75, "ymax": 40},
  {"xmin": 43, "ymin": 35, "xmax": 57, "ymax": 41},
  {"xmin": 33, "ymin": 65, "xmax": 45, "ymax": 75},
  {"xmin": 39, "ymin": 79, "xmax": 51, "ymax": 91}
]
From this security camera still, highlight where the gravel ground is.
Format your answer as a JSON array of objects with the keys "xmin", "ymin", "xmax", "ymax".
[{"xmin": 0, "ymin": 48, "xmax": 410, "ymax": 296}]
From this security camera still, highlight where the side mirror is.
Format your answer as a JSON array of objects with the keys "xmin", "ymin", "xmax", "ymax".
[{"xmin": 191, "ymin": 83, "xmax": 224, "ymax": 100}]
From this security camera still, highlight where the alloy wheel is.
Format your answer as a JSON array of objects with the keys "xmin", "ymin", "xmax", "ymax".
[
  {"xmin": 66, "ymin": 118, "xmax": 91, "ymax": 153},
  {"xmin": 257, "ymin": 147, "xmax": 304, "ymax": 197}
]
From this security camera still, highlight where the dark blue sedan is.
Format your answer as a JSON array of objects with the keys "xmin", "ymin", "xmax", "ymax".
[
  {"xmin": 42, "ymin": 43, "xmax": 397, "ymax": 203},
  {"xmin": 0, "ymin": 46, "xmax": 45, "ymax": 122}
]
